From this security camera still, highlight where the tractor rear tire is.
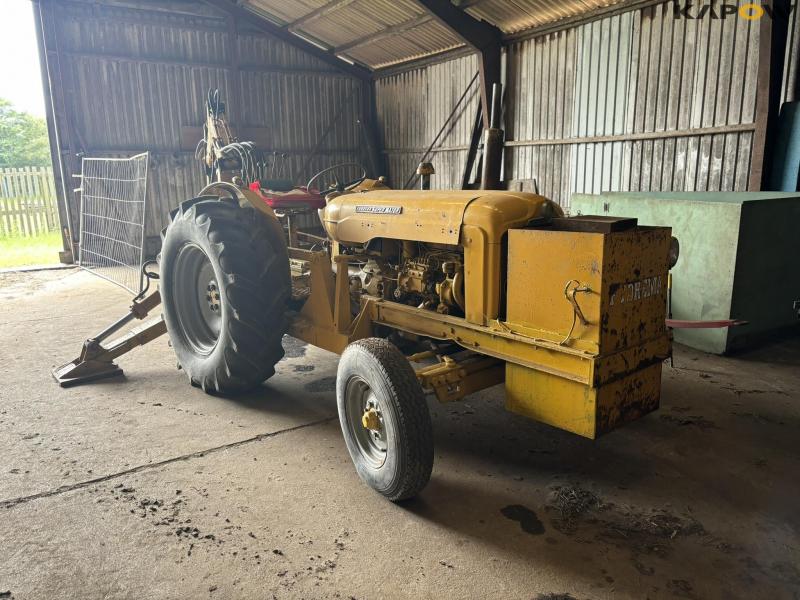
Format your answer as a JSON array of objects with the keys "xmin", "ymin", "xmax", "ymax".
[
  {"xmin": 160, "ymin": 197, "xmax": 289, "ymax": 394},
  {"xmin": 336, "ymin": 338, "xmax": 434, "ymax": 501}
]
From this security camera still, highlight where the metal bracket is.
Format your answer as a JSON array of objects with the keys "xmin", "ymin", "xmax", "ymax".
[
  {"xmin": 52, "ymin": 290, "xmax": 166, "ymax": 387},
  {"xmin": 414, "ymin": 353, "xmax": 505, "ymax": 403},
  {"xmin": 560, "ymin": 280, "xmax": 592, "ymax": 346}
]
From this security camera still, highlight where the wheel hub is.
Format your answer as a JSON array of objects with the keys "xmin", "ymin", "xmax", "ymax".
[
  {"xmin": 171, "ymin": 244, "xmax": 222, "ymax": 355},
  {"xmin": 361, "ymin": 407, "xmax": 381, "ymax": 431},
  {"xmin": 345, "ymin": 377, "xmax": 387, "ymax": 467},
  {"xmin": 205, "ymin": 282, "xmax": 221, "ymax": 312}
]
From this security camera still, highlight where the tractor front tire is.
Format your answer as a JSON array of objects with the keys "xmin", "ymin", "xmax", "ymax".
[
  {"xmin": 337, "ymin": 338, "xmax": 434, "ymax": 501},
  {"xmin": 160, "ymin": 197, "xmax": 289, "ymax": 394}
]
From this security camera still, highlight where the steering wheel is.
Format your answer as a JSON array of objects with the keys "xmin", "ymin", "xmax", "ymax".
[{"xmin": 306, "ymin": 162, "xmax": 367, "ymax": 193}]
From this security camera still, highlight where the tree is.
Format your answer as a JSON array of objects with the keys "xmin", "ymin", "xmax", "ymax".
[{"xmin": 0, "ymin": 98, "xmax": 51, "ymax": 168}]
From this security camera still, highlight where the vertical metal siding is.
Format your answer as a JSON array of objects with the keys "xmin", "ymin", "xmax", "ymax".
[
  {"xmin": 44, "ymin": 0, "xmax": 365, "ymax": 243},
  {"xmin": 375, "ymin": 1, "xmax": 772, "ymax": 208},
  {"xmin": 375, "ymin": 53, "xmax": 480, "ymax": 189},
  {"xmin": 506, "ymin": 26, "xmax": 580, "ymax": 204},
  {"xmin": 506, "ymin": 2, "xmax": 760, "ymax": 209},
  {"xmin": 782, "ymin": 1, "xmax": 800, "ymax": 104}
]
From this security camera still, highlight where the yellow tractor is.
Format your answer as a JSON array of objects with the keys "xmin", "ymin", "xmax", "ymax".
[{"xmin": 55, "ymin": 92, "xmax": 677, "ymax": 501}]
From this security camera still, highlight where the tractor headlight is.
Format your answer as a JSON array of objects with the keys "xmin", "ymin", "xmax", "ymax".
[{"xmin": 668, "ymin": 236, "xmax": 680, "ymax": 269}]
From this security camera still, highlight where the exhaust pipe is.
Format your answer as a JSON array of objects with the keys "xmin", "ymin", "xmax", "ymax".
[{"xmin": 481, "ymin": 83, "xmax": 503, "ymax": 190}]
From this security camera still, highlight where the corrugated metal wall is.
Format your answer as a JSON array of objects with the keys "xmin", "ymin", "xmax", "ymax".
[
  {"xmin": 375, "ymin": 53, "xmax": 480, "ymax": 189},
  {"xmin": 40, "ymin": 0, "xmax": 367, "ymax": 243},
  {"xmin": 783, "ymin": 0, "xmax": 800, "ymax": 104},
  {"xmin": 506, "ymin": 2, "xmax": 760, "ymax": 207},
  {"xmin": 376, "ymin": 1, "xmax": 777, "ymax": 208},
  {"xmin": 42, "ymin": 0, "xmax": 797, "ymax": 241}
]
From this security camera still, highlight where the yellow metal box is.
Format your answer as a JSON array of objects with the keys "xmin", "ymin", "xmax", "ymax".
[{"xmin": 503, "ymin": 221, "xmax": 672, "ymax": 438}]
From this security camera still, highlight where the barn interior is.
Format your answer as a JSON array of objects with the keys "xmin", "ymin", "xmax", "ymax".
[{"xmin": 1, "ymin": 0, "xmax": 799, "ymax": 598}]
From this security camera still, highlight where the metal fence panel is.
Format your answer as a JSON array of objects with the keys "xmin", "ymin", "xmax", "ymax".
[{"xmin": 78, "ymin": 153, "xmax": 149, "ymax": 294}]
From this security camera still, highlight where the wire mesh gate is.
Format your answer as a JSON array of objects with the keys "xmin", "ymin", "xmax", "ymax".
[{"xmin": 78, "ymin": 153, "xmax": 149, "ymax": 294}]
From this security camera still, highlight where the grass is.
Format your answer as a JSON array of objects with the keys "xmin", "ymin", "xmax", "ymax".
[{"xmin": 0, "ymin": 231, "xmax": 62, "ymax": 268}]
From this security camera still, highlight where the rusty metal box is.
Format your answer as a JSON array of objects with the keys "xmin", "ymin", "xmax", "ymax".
[{"xmin": 503, "ymin": 222, "xmax": 672, "ymax": 438}]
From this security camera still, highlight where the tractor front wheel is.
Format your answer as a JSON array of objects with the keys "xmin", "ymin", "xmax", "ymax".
[
  {"xmin": 160, "ymin": 197, "xmax": 289, "ymax": 394},
  {"xmin": 337, "ymin": 338, "xmax": 434, "ymax": 501}
]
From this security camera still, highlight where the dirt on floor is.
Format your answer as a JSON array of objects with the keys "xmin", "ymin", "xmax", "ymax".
[{"xmin": 1, "ymin": 269, "xmax": 799, "ymax": 600}]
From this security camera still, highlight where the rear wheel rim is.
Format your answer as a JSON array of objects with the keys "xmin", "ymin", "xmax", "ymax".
[
  {"xmin": 172, "ymin": 243, "xmax": 222, "ymax": 355},
  {"xmin": 345, "ymin": 376, "xmax": 388, "ymax": 468}
]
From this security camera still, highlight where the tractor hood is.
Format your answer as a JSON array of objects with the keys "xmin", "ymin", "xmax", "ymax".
[{"xmin": 321, "ymin": 189, "xmax": 562, "ymax": 246}]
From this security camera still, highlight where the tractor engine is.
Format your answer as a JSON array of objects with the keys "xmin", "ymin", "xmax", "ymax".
[
  {"xmin": 322, "ymin": 184, "xmax": 563, "ymax": 323},
  {"xmin": 396, "ymin": 250, "xmax": 464, "ymax": 314},
  {"xmin": 349, "ymin": 247, "xmax": 465, "ymax": 315}
]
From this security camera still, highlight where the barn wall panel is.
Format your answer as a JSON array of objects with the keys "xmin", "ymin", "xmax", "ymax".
[
  {"xmin": 375, "ymin": 53, "xmax": 480, "ymax": 189},
  {"xmin": 505, "ymin": 2, "xmax": 760, "ymax": 208},
  {"xmin": 42, "ymin": 0, "xmax": 365, "ymax": 242},
  {"xmin": 375, "ymin": 1, "xmax": 765, "ymax": 208}
]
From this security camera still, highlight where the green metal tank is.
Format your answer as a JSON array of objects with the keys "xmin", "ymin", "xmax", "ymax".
[{"xmin": 571, "ymin": 192, "xmax": 800, "ymax": 354}]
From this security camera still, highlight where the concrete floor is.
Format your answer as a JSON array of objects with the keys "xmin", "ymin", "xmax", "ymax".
[{"xmin": 1, "ymin": 269, "xmax": 799, "ymax": 600}]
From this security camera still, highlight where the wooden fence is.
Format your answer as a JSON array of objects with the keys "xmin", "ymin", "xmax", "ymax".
[{"xmin": 0, "ymin": 166, "xmax": 60, "ymax": 237}]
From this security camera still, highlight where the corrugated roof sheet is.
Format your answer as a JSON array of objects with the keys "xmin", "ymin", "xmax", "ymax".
[
  {"xmin": 301, "ymin": 0, "xmax": 425, "ymax": 49},
  {"xmin": 346, "ymin": 19, "xmax": 464, "ymax": 68},
  {"xmin": 241, "ymin": 0, "xmax": 625, "ymax": 69},
  {"xmin": 466, "ymin": 0, "xmax": 619, "ymax": 35},
  {"xmin": 246, "ymin": 0, "xmax": 329, "ymax": 24}
]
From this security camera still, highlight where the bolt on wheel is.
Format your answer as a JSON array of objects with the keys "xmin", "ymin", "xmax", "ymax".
[
  {"xmin": 171, "ymin": 243, "xmax": 222, "ymax": 355},
  {"xmin": 336, "ymin": 338, "xmax": 433, "ymax": 501},
  {"xmin": 344, "ymin": 377, "xmax": 388, "ymax": 467},
  {"xmin": 159, "ymin": 198, "xmax": 289, "ymax": 394}
]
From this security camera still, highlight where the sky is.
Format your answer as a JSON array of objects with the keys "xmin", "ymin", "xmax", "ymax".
[{"xmin": 0, "ymin": 0, "xmax": 46, "ymax": 117}]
